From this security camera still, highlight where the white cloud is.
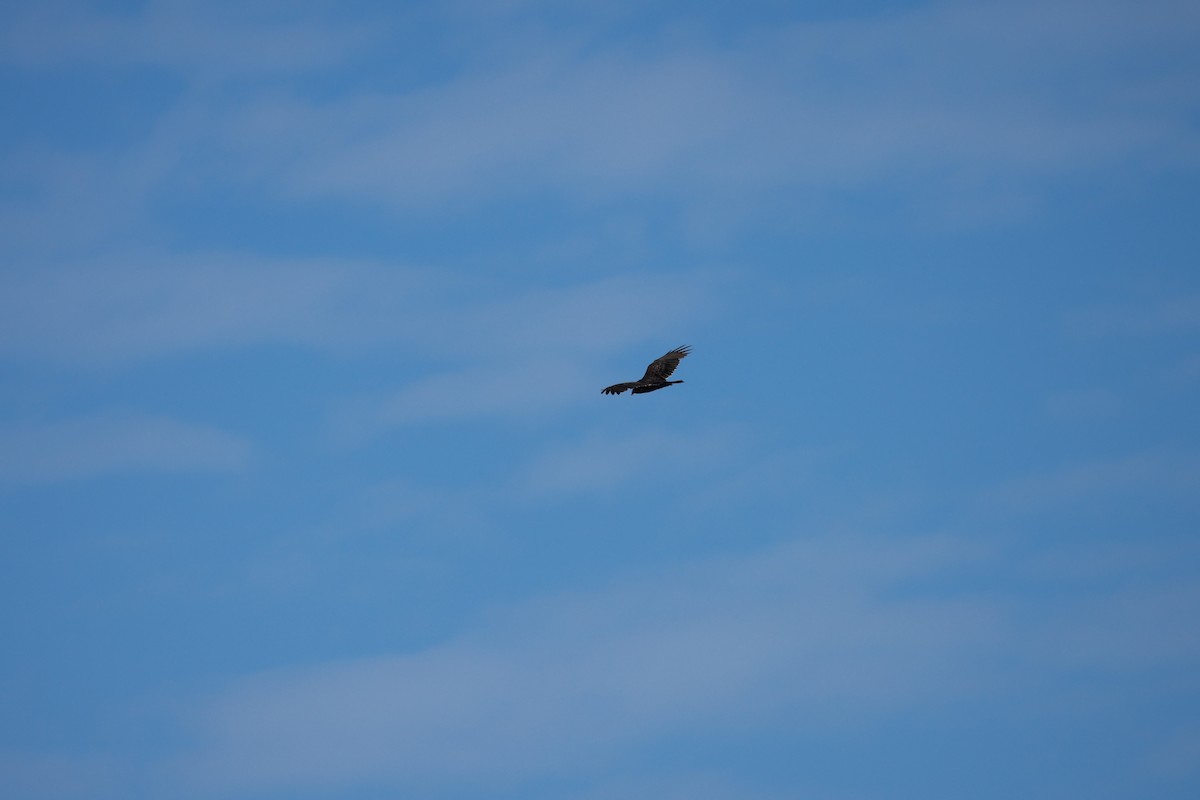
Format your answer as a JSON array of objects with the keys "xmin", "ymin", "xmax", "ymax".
[
  {"xmin": 0, "ymin": 750, "xmax": 124, "ymax": 800},
  {"xmin": 0, "ymin": 255, "xmax": 712, "ymax": 367},
  {"xmin": 163, "ymin": 527, "xmax": 1200, "ymax": 796},
  {"xmin": 163, "ymin": 532, "xmax": 1001, "ymax": 795},
  {"xmin": 0, "ymin": 1, "xmax": 378, "ymax": 77},
  {"xmin": 1068, "ymin": 294, "xmax": 1200, "ymax": 337},
  {"xmin": 1145, "ymin": 727, "xmax": 1200, "ymax": 780},
  {"xmin": 1032, "ymin": 581, "xmax": 1200, "ymax": 669},
  {"xmin": 979, "ymin": 450, "xmax": 1200, "ymax": 512},
  {"xmin": 201, "ymin": 0, "xmax": 1200, "ymax": 216},
  {"xmin": 368, "ymin": 360, "xmax": 595, "ymax": 427},
  {"xmin": 0, "ymin": 414, "xmax": 253, "ymax": 483},
  {"xmin": 0, "ymin": 255, "xmax": 391, "ymax": 364},
  {"xmin": 559, "ymin": 772, "xmax": 794, "ymax": 800},
  {"xmin": 5, "ymin": 0, "xmax": 1197, "ymax": 257},
  {"xmin": 520, "ymin": 426, "xmax": 734, "ymax": 495},
  {"xmin": 1044, "ymin": 388, "xmax": 1122, "ymax": 420},
  {"xmin": 1171, "ymin": 352, "xmax": 1200, "ymax": 382}
]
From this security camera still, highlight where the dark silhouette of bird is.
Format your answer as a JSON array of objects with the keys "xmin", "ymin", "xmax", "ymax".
[{"xmin": 602, "ymin": 345, "xmax": 691, "ymax": 396}]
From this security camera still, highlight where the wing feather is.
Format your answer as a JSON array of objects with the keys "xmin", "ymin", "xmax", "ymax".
[{"xmin": 639, "ymin": 345, "xmax": 691, "ymax": 382}]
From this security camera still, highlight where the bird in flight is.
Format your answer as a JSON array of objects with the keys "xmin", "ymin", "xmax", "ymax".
[{"xmin": 602, "ymin": 345, "xmax": 691, "ymax": 396}]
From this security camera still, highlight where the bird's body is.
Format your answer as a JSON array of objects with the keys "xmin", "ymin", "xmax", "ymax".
[{"xmin": 602, "ymin": 346, "xmax": 691, "ymax": 396}]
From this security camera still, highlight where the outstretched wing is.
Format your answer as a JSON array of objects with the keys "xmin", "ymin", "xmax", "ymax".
[
  {"xmin": 639, "ymin": 345, "xmax": 691, "ymax": 382},
  {"xmin": 602, "ymin": 382, "xmax": 635, "ymax": 396}
]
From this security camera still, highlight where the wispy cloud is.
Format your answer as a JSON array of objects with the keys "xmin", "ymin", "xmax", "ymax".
[
  {"xmin": 1043, "ymin": 388, "xmax": 1122, "ymax": 420},
  {"xmin": 979, "ymin": 450, "xmax": 1200, "ymax": 512},
  {"xmin": 0, "ymin": 256, "xmax": 712, "ymax": 367},
  {"xmin": 0, "ymin": 414, "xmax": 252, "ymax": 483},
  {"xmin": 1171, "ymin": 352, "xmax": 1200, "ymax": 382},
  {"xmin": 166, "ymin": 533, "xmax": 1000, "ymax": 795},
  {"xmin": 1145, "ymin": 728, "xmax": 1200, "ymax": 780},
  {"xmin": 558, "ymin": 772, "xmax": 793, "ymax": 800},
  {"xmin": 1068, "ymin": 294, "xmax": 1200, "ymax": 337},
  {"xmin": 520, "ymin": 426, "xmax": 735, "ymax": 496},
  {"xmin": 201, "ymin": 0, "xmax": 1200, "ymax": 218},
  {"xmin": 0, "ymin": 750, "xmax": 124, "ymax": 800},
  {"xmin": 161, "ymin": 525, "xmax": 1200, "ymax": 796},
  {"xmin": 365, "ymin": 361, "xmax": 595, "ymax": 427},
  {"xmin": 0, "ymin": 1, "xmax": 378, "ymax": 77},
  {"xmin": 4, "ymin": 0, "xmax": 1197, "ymax": 260},
  {"xmin": 1031, "ymin": 580, "xmax": 1200, "ymax": 670},
  {"xmin": 0, "ymin": 254, "xmax": 429, "ymax": 365}
]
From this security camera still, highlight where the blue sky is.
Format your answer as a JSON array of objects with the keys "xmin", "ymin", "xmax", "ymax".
[{"xmin": 2, "ymin": 0, "xmax": 1199, "ymax": 797}]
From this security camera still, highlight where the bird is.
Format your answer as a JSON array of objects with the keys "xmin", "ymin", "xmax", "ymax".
[{"xmin": 602, "ymin": 345, "xmax": 691, "ymax": 396}]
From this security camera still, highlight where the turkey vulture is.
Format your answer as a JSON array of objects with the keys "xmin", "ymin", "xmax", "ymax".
[{"xmin": 602, "ymin": 345, "xmax": 691, "ymax": 396}]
